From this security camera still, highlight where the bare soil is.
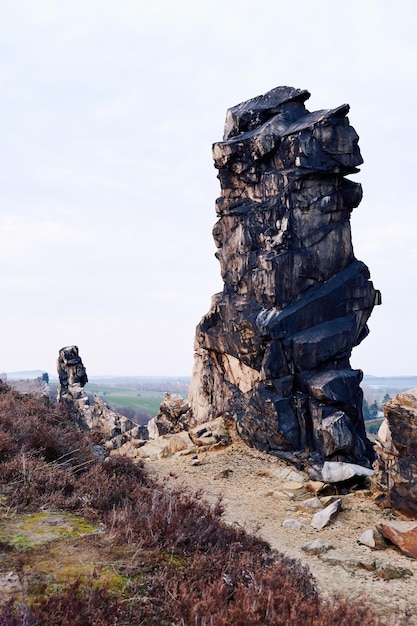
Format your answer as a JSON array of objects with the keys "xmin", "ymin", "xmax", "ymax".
[{"xmin": 144, "ymin": 441, "xmax": 417, "ymax": 625}]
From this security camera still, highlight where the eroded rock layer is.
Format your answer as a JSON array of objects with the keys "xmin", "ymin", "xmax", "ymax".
[{"xmin": 188, "ymin": 86, "xmax": 380, "ymax": 466}]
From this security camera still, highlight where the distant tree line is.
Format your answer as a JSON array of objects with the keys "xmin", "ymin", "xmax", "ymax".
[{"xmin": 363, "ymin": 393, "xmax": 391, "ymax": 420}]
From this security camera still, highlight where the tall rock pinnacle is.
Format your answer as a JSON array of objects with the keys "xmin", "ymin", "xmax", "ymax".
[{"xmin": 188, "ymin": 86, "xmax": 381, "ymax": 467}]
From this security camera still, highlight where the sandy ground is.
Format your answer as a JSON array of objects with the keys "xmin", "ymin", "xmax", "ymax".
[{"xmin": 144, "ymin": 441, "xmax": 417, "ymax": 625}]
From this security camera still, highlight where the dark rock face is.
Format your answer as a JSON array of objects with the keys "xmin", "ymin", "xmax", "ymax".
[
  {"xmin": 57, "ymin": 346, "xmax": 92, "ymax": 429},
  {"xmin": 373, "ymin": 389, "xmax": 417, "ymax": 517},
  {"xmin": 188, "ymin": 86, "xmax": 380, "ymax": 467}
]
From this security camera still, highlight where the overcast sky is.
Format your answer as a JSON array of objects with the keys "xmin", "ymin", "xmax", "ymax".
[{"xmin": 0, "ymin": 0, "xmax": 416, "ymax": 377}]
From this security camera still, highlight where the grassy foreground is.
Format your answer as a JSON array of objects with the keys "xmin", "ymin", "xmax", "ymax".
[{"xmin": 0, "ymin": 382, "xmax": 391, "ymax": 625}]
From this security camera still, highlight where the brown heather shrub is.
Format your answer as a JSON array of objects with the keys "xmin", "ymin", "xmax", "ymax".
[
  {"xmin": 106, "ymin": 482, "xmax": 268, "ymax": 554},
  {"xmin": 0, "ymin": 558, "xmax": 389, "ymax": 626},
  {"xmin": 0, "ymin": 383, "xmax": 393, "ymax": 625},
  {"xmin": 0, "ymin": 382, "xmax": 93, "ymax": 467},
  {"xmin": 0, "ymin": 581, "xmax": 134, "ymax": 626}
]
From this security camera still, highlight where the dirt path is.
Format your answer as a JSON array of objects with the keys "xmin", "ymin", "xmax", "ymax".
[{"xmin": 144, "ymin": 442, "xmax": 417, "ymax": 625}]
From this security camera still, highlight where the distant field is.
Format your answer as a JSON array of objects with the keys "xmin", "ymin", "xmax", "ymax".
[
  {"xmin": 85, "ymin": 384, "xmax": 163, "ymax": 417},
  {"xmin": 47, "ymin": 381, "xmax": 166, "ymax": 418}
]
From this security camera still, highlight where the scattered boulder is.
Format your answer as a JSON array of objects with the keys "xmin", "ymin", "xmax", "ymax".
[
  {"xmin": 357, "ymin": 529, "xmax": 389, "ymax": 550},
  {"xmin": 282, "ymin": 519, "xmax": 303, "ymax": 530},
  {"xmin": 311, "ymin": 499, "xmax": 342, "ymax": 530},
  {"xmin": 186, "ymin": 85, "xmax": 379, "ymax": 468},
  {"xmin": 376, "ymin": 521, "xmax": 417, "ymax": 559},
  {"xmin": 214, "ymin": 468, "xmax": 233, "ymax": 480},
  {"xmin": 302, "ymin": 539, "xmax": 334, "ymax": 555},
  {"xmin": 128, "ymin": 431, "xmax": 194, "ymax": 460},
  {"xmin": 281, "ymin": 481, "xmax": 307, "ymax": 499},
  {"xmin": 373, "ymin": 388, "xmax": 417, "ymax": 517},
  {"xmin": 319, "ymin": 495, "xmax": 340, "ymax": 507},
  {"xmin": 321, "ymin": 461, "xmax": 373, "ymax": 483},
  {"xmin": 301, "ymin": 497, "xmax": 324, "ymax": 510},
  {"xmin": 272, "ymin": 468, "xmax": 306, "ymax": 482},
  {"xmin": 306, "ymin": 480, "xmax": 326, "ymax": 494},
  {"xmin": 189, "ymin": 417, "xmax": 231, "ymax": 447}
]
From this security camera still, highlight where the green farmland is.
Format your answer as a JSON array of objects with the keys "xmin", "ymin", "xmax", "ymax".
[
  {"xmin": 48, "ymin": 376, "xmax": 190, "ymax": 422},
  {"xmin": 85, "ymin": 384, "xmax": 163, "ymax": 417}
]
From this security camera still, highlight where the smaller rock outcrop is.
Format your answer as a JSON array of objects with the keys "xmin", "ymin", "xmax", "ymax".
[
  {"xmin": 188, "ymin": 417, "xmax": 232, "ymax": 448},
  {"xmin": 373, "ymin": 388, "xmax": 417, "ymax": 517},
  {"xmin": 56, "ymin": 346, "xmax": 148, "ymax": 447},
  {"xmin": 149, "ymin": 393, "xmax": 189, "ymax": 436},
  {"xmin": 57, "ymin": 346, "xmax": 92, "ymax": 429}
]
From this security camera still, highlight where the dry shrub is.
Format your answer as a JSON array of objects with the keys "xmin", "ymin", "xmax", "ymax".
[
  {"xmin": 106, "ymin": 481, "xmax": 268, "ymax": 555},
  {"xmin": 0, "ymin": 580, "xmax": 134, "ymax": 626},
  {"xmin": 0, "ymin": 556, "xmax": 388, "ymax": 626},
  {"xmin": 0, "ymin": 382, "xmax": 93, "ymax": 467},
  {"xmin": 0, "ymin": 383, "xmax": 392, "ymax": 625},
  {"xmin": 0, "ymin": 430, "xmax": 15, "ymax": 463}
]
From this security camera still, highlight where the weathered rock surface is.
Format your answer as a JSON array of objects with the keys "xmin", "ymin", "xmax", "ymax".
[
  {"xmin": 188, "ymin": 86, "xmax": 379, "ymax": 468},
  {"xmin": 119, "ymin": 431, "xmax": 194, "ymax": 460},
  {"xmin": 282, "ymin": 518, "xmax": 303, "ymax": 530},
  {"xmin": 311, "ymin": 498, "xmax": 342, "ymax": 530},
  {"xmin": 57, "ymin": 346, "xmax": 92, "ymax": 429},
  {"xmin": 151, "ymin": 393, "xmax": 189, "ymax": 436},
  {"xmin": 377, "ymin": 521, "xmax": 417, "ymax": 559},
  {"xmin": 373, "ymin": 388, "xmax": 417, "ymax": 517},
  {"xmin": 321, "ymin": 460, "xmax": 373, "ymax": 483},
  {"xmin": 189, "ymin": 417, "xmax": 231, "ymax": 447},
  {"xmin": 358, "ymin": 528, "xmax": 389, "ymax": 550}
]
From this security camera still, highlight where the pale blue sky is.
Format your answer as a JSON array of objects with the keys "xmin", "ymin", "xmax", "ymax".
[{"xmin": 0, "ymin": 0, "xmax": 416, "ymax": 376}]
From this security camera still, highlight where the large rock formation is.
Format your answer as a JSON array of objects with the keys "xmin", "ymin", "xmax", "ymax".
[
  {"xmin": 188, "ymin": 86, "xmax": 380, "ymax": 467},
  {"xmin": 373, "ymin": 389, "xmax": 417, "ymax": 517}
]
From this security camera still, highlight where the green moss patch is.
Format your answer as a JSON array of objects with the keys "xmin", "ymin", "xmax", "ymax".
[{"xmin": 10, "ymin": 512, "xmax": 99, "ymax": 547}]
